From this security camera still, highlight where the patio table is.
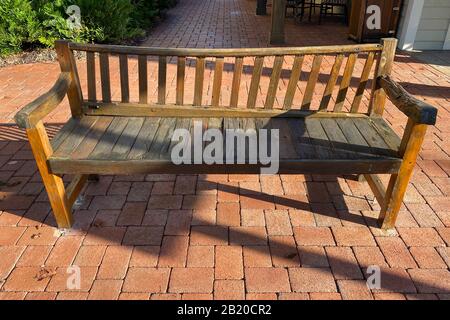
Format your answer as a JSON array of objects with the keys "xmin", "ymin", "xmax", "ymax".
[
  {"xmin": 296, "ymin": 0, "xmax": 321, "ymax": 22},
  {"xmin": 296, "ymin": 0, "xmax": 349, "ymax": 23}
]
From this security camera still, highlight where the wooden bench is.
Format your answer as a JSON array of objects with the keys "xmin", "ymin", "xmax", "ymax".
[{"xmin": 15, "ymin": 39, "xmax": 438, "ymax": 230}]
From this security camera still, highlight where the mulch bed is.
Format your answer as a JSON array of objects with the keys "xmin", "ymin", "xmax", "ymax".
[
  {"xmin": 0, "ymin": 48, "xmax": 59, "ymax": 68},
  {"xmin": 0, "ymin": 48, "xmax": 88, "ymax": 68}
]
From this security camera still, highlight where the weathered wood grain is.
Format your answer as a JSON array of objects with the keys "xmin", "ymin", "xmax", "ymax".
[
  {"xmin": 15, "ymin": 73, "xmax": 71, "ymax": 129},
  {"xmin": 86, "ymin": 52, "xmax": 97, "ymax": 102},
  {"xmin": 301, "ymin": 55, "xmax": 323, "ymax": 110},
  {"xmin": 211, "ymin": 57, "xmax": 224, "ymax": 107},
  {"xmin": 283, "ymin": 55, "xmax": 304, "ymax": 110},
  {"xmin": 378, "ymin": 75, "xmax": 438, "ymax": 125},
  {"xmin": 99, "ymin": 53, "xmax": 111, "ymax": 103},
  {"xmin": 230, "ymin": 57, "xmax": 244, "ymax": 108},
  {"xmin": 119, "ymin": 54, "xmax": 130, "ymax": 103}
]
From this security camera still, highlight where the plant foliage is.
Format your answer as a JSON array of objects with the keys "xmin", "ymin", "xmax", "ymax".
[{"xmin": 0, "ymin": 0, "xmax": 177, "ymax": 56}]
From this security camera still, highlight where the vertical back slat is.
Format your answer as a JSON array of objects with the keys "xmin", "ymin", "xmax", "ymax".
[
  {"xmin": 194, "ymin": 57, "xmax": 205, "ymax": 106},
  {"xmin": 369, "ymin": 38, "xmax": 398, "ymax": 116},
  {"xmin": 283, "ymin": 55, "xmax": 304, "ymax": 110},
  {"xmin": 119, "ymin": 54, "xmax": 129, "ymax": 103},
  {"xmin": 138, "ymin": 55, "xmax": 148, "ymax": 104},
  {"xmin": 86, "ymin": 52, "xmax": 96, "ymax": 102},
  {"xmin": 264, "ymin": 56, "xmax": 284, "ymax": 109},
  {"xmin": 212, "ymin": 57, "xmax": 224, "ymax": 107},
  {"xmin": 301, "ymin": 55, "xmax": 323, "ymax": 110},
  {"xmin": 334, "ymin": 53, "xmax": 357, "ymax": 112},
  {"xmin": 230, "ymin": 57, "xmax": 244, "ymax": 108},
  {"xmin": 319, "ymin": 54, "xmax": 344, "ymax": 111},
  {"xmin": 158, "ymin": 56, "xmax": 167, "ymax": 104},
  {"xmin": 54, "ymin": 40, "xmax": 83, "ymax": 117},
  {"xmin": 247, "ymin": 56, "xmax": 264, "ymax": 109},
  {"xmin": 176, "ymin": 56, "xmax": 186, "ymax": 105},
  {"xmin": 99, "ymin": 53, "xmax": 111, "ymax": 103},
  {"xmin": 351, "ymin": 52, "xmax": 375, "ymax": 113}
]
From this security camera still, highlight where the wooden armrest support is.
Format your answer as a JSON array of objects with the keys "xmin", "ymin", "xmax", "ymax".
[
  {"xmin": 378, "ymin": 75, "xmax": 438, "ymax": 125},
  {"xmin": 14, "ymin": 72, "xmax": 71, "ymax": 129}
]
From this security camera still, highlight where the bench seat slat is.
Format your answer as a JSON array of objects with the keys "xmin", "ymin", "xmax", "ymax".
[
  {"xmin": 320, "ymin": 118, "xmax": 359, "ymax": 160},
  {"xmin": 265, "ymin": 118, "xmax": 299, "ymax": 160},
  {"xmin": 369, "ymin": 117, "xmax": 401, "ymax": 152},
  {"xmin": 88, "ymin": 117, "xmax": 129, "ymax": 159},
  {"xmin": 49, "ymin": 115, "xmax": 402, "ymax": 175},
  {"xmin": 162, "ymin": 118, "xmax": 190, "ymax": 160},
  {"xmin": 336, "ymin": 118, "xmax": 379, "ymax": 158},
  {"xmin": 352, "ymin": 118, "xmax": 397, "ymax": 157},
  {"xmin": 50, "ymin": 118, "xmax": 79, "ymax": 150},
  {"xmin": 110, "ymin": 117, "xmax": 146, "ymax": 160},
  {"xmin": 71, "ymin": 116, "xmax": 114, "ymax": 160},
  {"xmin": 146, "ymin": 117, "xmax": 177, "ymax": 159},
  {"xmin": 168, "ymin": 118, "xmax": 192, "ymax": 159},
  {"xmin": 127, "ymin": 117, "xmax": 161, "ymax": 160},
  {"xmin": 288, "ymin": 118, "xmax": 317, "ymax": 159},
  {"xmin": 52, "ymin": 116, "xmax": 98, "ymax": 158},
  {"xmin": 304, "ymin": 117, "xmax": 334, "ymax": 159}
]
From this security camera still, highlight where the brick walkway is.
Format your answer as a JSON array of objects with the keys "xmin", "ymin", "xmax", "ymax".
[{"xmin": 0, "ymin": 0, "xmax": 449, "ymax": 300}]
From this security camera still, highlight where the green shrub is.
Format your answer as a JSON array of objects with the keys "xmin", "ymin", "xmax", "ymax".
[
  {"xmin": 128, "ymin": 0, "xmax": 177, "ymax": 32},
  {"xmin": 31, "ymin": 0, "xmax": 104, "ymax": 46},
  {"xmin": 76, "ymin": 0, "xmax": 141, "ymax": 42},
  {"xmin": 157, "ymin": 0, "xmax": 177, "ymax": 10},
  {"xmin": 0, "ymin": 0, "xmax": 40, "ymax": 55},
  {"xmin": 130, "ymin": 0, "xmax": 160, "ymax": 30},
  {"xmin": 0, "ymin": 0, "xmax": 177, "ymax": 57}
]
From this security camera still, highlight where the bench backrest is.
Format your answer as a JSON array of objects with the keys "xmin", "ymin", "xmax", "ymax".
[{"xmin": 56, "ymin": 39, "xmax": 397, "ymax": 117}]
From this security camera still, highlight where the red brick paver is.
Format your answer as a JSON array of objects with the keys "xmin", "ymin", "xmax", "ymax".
[{"xmin": 0, "ymin": 0, "xmax": 449, "ymax": 300}]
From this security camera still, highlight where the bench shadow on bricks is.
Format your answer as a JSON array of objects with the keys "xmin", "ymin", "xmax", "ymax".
[{"xmin": 0, "ymin": 123, "xmax": 448, "ymax": 294}]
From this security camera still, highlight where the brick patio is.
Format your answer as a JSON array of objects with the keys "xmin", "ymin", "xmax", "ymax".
[{"xmin": 0, "ymin": 0, "xmax": 449, "ymax": 300}]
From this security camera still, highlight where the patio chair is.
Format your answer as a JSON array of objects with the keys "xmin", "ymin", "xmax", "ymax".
[
  {"xmin": 286, "ymin": 0, "xmax": 302, "ymax": 17},
  {"xmin": 295, "ymin": 0, "xmax": 322, "ymax": 22},
  {"xmin": 318, "ymin": 0, "xmax": 349, "ymax": 24}
]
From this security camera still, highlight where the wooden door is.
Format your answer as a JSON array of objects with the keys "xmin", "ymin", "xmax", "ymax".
[{"xmin": 349, "ymin": 0, "xmax": 403, "ymax": 42}]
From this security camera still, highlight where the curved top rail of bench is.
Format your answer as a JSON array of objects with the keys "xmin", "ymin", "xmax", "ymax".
[{"xmin": 68, "ymin": 42, "xmax": 383, "ymax": 57}]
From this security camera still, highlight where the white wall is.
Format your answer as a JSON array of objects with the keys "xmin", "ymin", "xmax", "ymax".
[
  {"xmin": 397, "ymin": 0, "xmax": 450, "ymax": 50},
  {"xmin": 398, "ymin": 0, "xmax": 425, "ymax": 50},
  {"xmin": 414, "ymin": 0, "xmax": 450, "ymax": 50}
]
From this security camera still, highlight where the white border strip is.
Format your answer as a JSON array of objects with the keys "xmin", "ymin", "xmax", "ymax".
[{"xmin": 398, "ymin": 0, "xmax": 425, "ymax": 51}]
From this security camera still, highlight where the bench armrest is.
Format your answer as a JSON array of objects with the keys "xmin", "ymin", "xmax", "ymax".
[
  {"xmin": 14, "ymin": 72, "xmax": 71, "ymax": 129},
  {"xmin": 378, "ymin": 75, "xmax": 438, "ymax": 125}
]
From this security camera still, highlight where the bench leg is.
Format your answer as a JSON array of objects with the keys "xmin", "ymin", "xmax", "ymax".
[
  {"xmin": 378, "ymin": 121, "xmax": 427, "ymax": 230},
  {"xmin": 27, "ymin": 122, "xmax": 73, "ymax": 229},
  {"xmin": 378, "ymin": 173, "xmax": 405, "ymax": 229}
]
